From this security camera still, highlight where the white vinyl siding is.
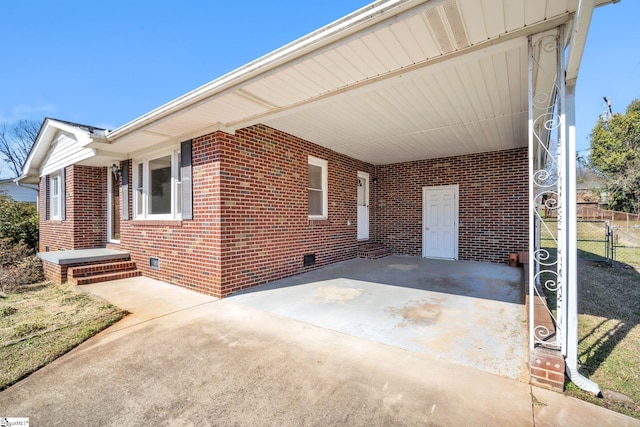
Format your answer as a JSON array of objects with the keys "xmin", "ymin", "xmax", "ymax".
[
  {"xmin": 41, "ymin": 131, "xmax": 95, "ymax": 177},
  {"xmin": 308, "ymin": 156, "xmax": 328, "ymax": 220}
]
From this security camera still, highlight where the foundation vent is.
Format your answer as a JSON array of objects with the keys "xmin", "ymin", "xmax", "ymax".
[
  {"xmin": 303, "ymin": 254, "xmax": 316, "ymax": 267},
  {"xmin": 149, "ymin": 257, "xmax": 160, "ymax": 270}
]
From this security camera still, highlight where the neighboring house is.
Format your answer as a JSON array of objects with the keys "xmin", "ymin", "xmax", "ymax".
[
  {"xmin": 0, "ymin": 178, "xmax": 37, "ymax": 203},
  {"xmin": 17, "ymin": 0, "xmax": 615, "ymax": 394}
]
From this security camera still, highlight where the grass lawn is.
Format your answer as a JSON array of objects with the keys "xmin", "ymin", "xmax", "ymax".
[
  {"xmin": 0, "ymin": 282, "xmax": 126, "ymax": 391},
  {"xmin": 566, "ymin": 259, "xmax": 640, "ymax": 419},
  {"xmin": 537, "ymin": 218, "xmax": 639, "ymax": 418}
]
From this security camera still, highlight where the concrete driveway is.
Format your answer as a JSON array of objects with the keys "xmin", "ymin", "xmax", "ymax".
[{"xmin": 1, "ymin": 274, "xmax": 638, "ymax": 425}]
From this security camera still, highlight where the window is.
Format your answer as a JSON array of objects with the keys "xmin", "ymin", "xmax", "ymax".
[
  {"xmin": 133, "ymin": 148, "xmax": 182, "ymax": 219},
  {"xmin": 50, "ymin": 173, "xmax": 62, "ymax": 220},
  {"xmin": 136, "ymin": 163, "xmax": 143, "ymax": 217},
  {"xmin": 308, "ymin": 156, "xmax": 328, "ymax": 219}
]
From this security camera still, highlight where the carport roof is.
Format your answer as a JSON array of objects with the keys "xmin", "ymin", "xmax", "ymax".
[{"xmin": 105, "ymin": 0, "xmax": 613, "ymax": 165}]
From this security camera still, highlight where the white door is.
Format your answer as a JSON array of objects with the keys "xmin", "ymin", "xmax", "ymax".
[
  {"xmin": 108, "ymin": 169, "xmax": 121, "ymax": 242},
  {"xmin": 357, "ymin": 172, "xmax": 369, "ymax": 240},
  {"xmin": 422, "ymin": 185, "xmax": 458, "ymax": 259}
]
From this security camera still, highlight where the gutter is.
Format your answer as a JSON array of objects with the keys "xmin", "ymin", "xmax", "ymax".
[
  {"xmin": 14, "ymin": 179, "xmax": 38, "ymax": 192},
  {"xmin": 105, "ymin": 0, "xmax": 432, "ymax": 142}
]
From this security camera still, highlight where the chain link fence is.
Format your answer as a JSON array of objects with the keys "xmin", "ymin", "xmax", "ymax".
[
  {"xmin": 539, "ymin": 213, "xmax": 640, "ymax": 267},
  {"xmin": 611, "ymin": 224, "xmax": 640, "ymax": 267}
]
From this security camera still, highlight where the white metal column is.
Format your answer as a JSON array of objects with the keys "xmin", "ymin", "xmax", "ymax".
[
  {"xmin": 528, "ymin": 30, "xmax": 563, "ymax": 351},
  {"xmin": 528, "ymin": 23, "xmax": 601, "ymax": 396}
]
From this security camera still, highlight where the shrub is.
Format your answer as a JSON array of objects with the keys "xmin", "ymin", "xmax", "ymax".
[
  {"xmin": 0, "ymin": 238, "xmax": 44, "ymax": 294},
  {"xmin": 0, "ymin": 194, "xmax": 39, "ymax": 250}
]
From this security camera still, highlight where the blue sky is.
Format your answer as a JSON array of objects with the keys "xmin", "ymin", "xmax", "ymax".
[{"xmin": 1, "ymin": 0, "xmax": 638, "ymax": 178}]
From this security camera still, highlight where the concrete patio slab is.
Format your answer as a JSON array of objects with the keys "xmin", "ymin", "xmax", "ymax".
[{"xmin": 227, "ymin": 256, "xmax": 529, "ymax": 381}]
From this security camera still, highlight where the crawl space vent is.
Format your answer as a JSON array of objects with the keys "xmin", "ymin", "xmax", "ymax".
[{"xmin": 303, "ymin": 254, "xmax": 316, "ymax": 267}]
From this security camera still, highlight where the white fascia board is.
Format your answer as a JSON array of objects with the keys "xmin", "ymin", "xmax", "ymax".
[
  {"xmin": 22, "ymin": 119, "xmax": 60, "ymax": 177},
  {"xmin": 22, "ymin": 119, "xmax": 97, "ymax": 178},
  {"xmin": 565, "ymin": 0, "xmax": 596, "ymax": 85},
  {"xmin": 106, "ymin": 0, "xmax": 433, "ymax": 142}
]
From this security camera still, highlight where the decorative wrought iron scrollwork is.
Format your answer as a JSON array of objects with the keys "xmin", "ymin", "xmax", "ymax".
[{"xmin": 529, "ymin": 31, "xmax": 563, "ymax": 349}]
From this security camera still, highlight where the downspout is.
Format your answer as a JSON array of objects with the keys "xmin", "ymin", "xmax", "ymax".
[
  {"xmin": 563, "ymin": 81, "xmax": 602, "ymax": 397},
  {"xmin": 561, "ymin": 0, "xmax": 602, "ymax": 396}
]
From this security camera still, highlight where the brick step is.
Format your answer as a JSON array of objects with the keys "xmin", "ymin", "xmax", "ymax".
[
  {"xmin": 357, "ymin": 243, "xmax": 392, "ymax": 259},
  {"xmin": 69, "ymin": 269, "xmax": 142, "ymax": 286},
  {"xmin": 69, "ymin": 261, "xmax": 137, "ymax": 278},
  {"xmin": 366, "ymin": 248, "xmax": 392, "ymax": 259}
]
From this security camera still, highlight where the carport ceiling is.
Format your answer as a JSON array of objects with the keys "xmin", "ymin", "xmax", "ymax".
[{"xmin": 108, "ymin": 0, "xmax": 605, "ymax": 165}]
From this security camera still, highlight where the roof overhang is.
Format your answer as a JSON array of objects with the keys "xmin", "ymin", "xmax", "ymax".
[
  {"xmin": 82, "ymin": 1, "xmax": 623, "ymax": 165},
  {"xmin": 18, "ymin": 118, "xmax": 120, "ymax": 184}
]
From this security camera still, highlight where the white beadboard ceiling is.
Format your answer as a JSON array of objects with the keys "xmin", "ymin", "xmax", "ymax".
[{"xmin": 110, "ymin": 0, "xmax": 604, "ymax": 165}]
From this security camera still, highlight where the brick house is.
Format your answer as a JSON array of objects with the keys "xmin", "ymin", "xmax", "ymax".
[
  {"xmin": 18, "ymin": 0, "xmax": 613, "ymax": 394},
  {"xmin": 23, "ymin": 116, "xmax": 528, "ymax": 295}
]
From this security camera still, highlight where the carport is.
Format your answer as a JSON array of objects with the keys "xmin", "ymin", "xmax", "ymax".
[
  {"xmin": 19, "ymin": 0, "xmax": 614, "ymax": 395},
  {"xmin": 228, "ymin": 256, "xmax": 528, "ymax": 380}
]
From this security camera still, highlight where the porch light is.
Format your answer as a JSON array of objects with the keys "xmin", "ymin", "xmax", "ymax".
[{"xmin": 111, "ymin": 163, "xmax": 122, "ymax": 179}]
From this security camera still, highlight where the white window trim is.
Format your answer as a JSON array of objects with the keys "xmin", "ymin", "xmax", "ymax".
[
  {"xmin": 308, "ymin": 155, "xmax": 328, "ymax": 220},
  {"xmin": 49, "ymin": 172, "xmax": 62, "ymax": 220},
  {"xmin": 133, "ymin": 147, "xmax": 183, "ymax": 220}
]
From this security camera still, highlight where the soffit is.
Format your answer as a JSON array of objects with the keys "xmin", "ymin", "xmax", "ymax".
[{"xmin": 111, "ymin": 0, "xmax": 585, "ymax": 164}]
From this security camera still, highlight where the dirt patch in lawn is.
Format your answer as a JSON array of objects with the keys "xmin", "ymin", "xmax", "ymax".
[{"xmin": 0, "ymin": 282, "xmax": 126, "ymax": 391}]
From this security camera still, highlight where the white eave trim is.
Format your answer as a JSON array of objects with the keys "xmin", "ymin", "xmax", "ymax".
[
  {"xmin": 106, "ymin": 0, "xmax": 434, "ymax": 142},
  {"xmin": 565, "ymin": 0, "xmax": 596, "ymax": 85},
  {"xmin": 21, "ymin": 119, "xmax": 101, "ymax": 178}
]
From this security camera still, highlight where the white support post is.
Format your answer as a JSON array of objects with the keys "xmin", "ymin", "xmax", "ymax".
[
  {"xmin": 557, "ymin": 28, "xmax": 567, "ymax": 355},
  {"xmin": 528, "ymin": 36, "xmax": 535, "ymax": 351}
]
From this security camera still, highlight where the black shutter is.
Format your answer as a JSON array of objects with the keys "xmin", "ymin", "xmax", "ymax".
[
  {"xmin": 43, "ymin": 176, "xmax": 48, "ymax": 220},
  {"xmin": 121, "ymin": 160, "xmax": 130, "ymax": 220},
  {"xmin": 181, "ymin": 140, "xmax": 193, "ymax": 220},
  {"xmin": 60, "ymin": 167, "xmax": 66, "ymax": 221}
]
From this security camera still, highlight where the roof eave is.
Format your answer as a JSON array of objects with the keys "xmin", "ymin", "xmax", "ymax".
[
  {"xmin": 20, "ymin": 118, "xmax": 103, "ymax": 180},
  {"xmin": 106, "ymin": 0, "xmax": 438, "ymax": 143}
]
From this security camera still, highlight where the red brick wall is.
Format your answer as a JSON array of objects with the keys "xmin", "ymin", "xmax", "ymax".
[
  {"xmin": 38, "ymin": 128, "xmax": 527, "ymax": 296},
  {"xmin": 117, "ymin": 136, "xmax": 224, "ymax": 296},
  {"xmin": 375, "ymin": 148, "xmax": 528, "ymax": 263},
  {"xmin": 39, "ymin": 165, "xmax": 106, "ymax": 252},
  {"xmin": 218, "ymin": 125, "xmax": 374, "ymax": 295},
  {"xmin": 70, "ymin": 165, "xmax": 107, "ymax": 249},
  {"xmin": 118, "ymin": 125, "xmax": 374, "ymax": 297}
]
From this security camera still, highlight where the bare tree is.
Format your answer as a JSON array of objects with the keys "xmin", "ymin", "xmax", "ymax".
[{"xmin": 0, "ymin": 120, "xmax": 40, "ymax": 178}]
